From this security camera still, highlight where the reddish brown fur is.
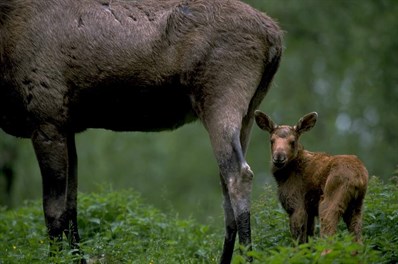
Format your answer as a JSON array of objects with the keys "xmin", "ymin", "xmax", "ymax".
[{"xmin": 255, "ymin": 111, "xmax": 368, "ymax": 243}]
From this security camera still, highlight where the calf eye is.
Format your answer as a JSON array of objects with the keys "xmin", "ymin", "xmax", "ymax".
[{"xmin": 290, "ymin": 140, "xmax": 296, "ymax": 146}]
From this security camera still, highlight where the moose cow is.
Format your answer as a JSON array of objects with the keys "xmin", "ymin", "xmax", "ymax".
[
  {"xmin": 0, "ymin": 0, "xmax": 282, "ymax": 262},
  {"xmin": 255, "ymin": 111, "xmax": 368, "ymax": 244}
]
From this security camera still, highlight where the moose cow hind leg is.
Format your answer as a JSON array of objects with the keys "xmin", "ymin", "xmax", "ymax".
[
  {"xmin": 210, "ymin": 116, "xmax": 254, "ymax": 264},
  {"xmin": 217, "ymin": 126, "xmax": 254, "ymax": 264},
  {"xmin": 196, "ymin": 82, "xmax": 261, "ymax": 262},
  {"xmin": 31, "ymin": 123, "xmax": 85, "ymax": 262}
]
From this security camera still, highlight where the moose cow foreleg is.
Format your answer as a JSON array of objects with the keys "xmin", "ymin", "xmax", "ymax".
[
  {"xmin": 64, "ymin": 134, "xmax": 82, "ymax": 250},
  {"xmin": 31, "ymin": 124, "xmax": 82, "ymax": 257}
]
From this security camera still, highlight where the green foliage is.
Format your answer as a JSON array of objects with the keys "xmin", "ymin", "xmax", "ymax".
[
  {"xmin": 363, "ymin": 177, "xmax": 398, "ymax": 262},
  {"xmin": 0, "ymin": 189, "xmax": 220, "ymax": 263},
  {"xmin": 1, "ymin": 177, "xmax": 397, "ymax": 263}
]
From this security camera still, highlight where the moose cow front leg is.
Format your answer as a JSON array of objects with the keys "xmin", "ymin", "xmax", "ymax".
[
  {"xmin": 64, "ymin": 134, "xmax": 83, "ymax": 252},
  {"xmin": 31, "ymin": 123, "xmax": 81, "ymax": 256}
]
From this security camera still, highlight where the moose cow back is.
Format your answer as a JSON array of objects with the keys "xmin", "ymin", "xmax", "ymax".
[{"xmin": 0, "ymin": 0, "xmax": 283, "ymax": 262}]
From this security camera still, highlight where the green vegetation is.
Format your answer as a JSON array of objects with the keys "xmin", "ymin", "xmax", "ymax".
[{"xmin": 1, "ymin": 177, "xmax": 396, "ymax": 263}]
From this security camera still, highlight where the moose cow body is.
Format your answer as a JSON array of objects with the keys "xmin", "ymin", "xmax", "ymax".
[
  {"xmin": 255, "ymin": 111, "xmax": 368, "ymax": 244},
  {"xmin": 0, "ymin": 0, "xmax": 282, "ymax": 262}
]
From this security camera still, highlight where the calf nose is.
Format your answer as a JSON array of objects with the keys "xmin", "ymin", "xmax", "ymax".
[{"xmin": 272, "ymin": 153, "xmax": 287, "ymax": 168}]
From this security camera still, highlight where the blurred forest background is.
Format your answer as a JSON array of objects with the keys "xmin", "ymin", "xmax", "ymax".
[{"xmin": 1, "ymin": 0, "xmax": 397, "ymax": 223}]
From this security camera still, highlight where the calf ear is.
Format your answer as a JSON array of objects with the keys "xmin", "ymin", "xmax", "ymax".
[
  {"xmin": 254, "ymin": 110, "xmax": 276, "ymax": 133},
  {"xmin": 295, "ymin": 112, "xmax": 318, "ymax": 134}
]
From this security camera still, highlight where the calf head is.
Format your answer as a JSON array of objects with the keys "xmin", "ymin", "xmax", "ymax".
[{"xmin": 254, "ymin": 111, "xmax": 318, "ymax": 169}]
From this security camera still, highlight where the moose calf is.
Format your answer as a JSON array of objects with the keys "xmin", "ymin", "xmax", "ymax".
[{"xmin": 254, "ymin": 111, "xmax": 368, "ymax": 243}]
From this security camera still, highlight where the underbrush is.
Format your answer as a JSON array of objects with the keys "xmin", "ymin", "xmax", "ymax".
[{"xmin": 0, "ymin": 176, "xmax": 397, "ymax": 263}]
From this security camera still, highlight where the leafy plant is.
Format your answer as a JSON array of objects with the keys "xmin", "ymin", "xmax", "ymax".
[{"xmin": 0, "ymin": 176, "xmax": 396, "ymax": 263}]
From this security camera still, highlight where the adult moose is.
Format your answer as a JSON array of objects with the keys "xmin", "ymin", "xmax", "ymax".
[{"xmin": 0, "ymin": 0, "xmax": 282, "ymax": 262}]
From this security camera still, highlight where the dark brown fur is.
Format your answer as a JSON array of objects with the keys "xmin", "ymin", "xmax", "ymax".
[
  {"xmin": 255, "ymin": 111, "xmax": 368, "ymax": 244},
  {"xmin": 0, "ymin": 0, "xmax": 283, "ymax": 262}
]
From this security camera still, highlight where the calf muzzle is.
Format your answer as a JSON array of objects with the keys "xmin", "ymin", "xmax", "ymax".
[{"xmin": 272, "ymin": 153, "xmax": 287, "ymax": 168}]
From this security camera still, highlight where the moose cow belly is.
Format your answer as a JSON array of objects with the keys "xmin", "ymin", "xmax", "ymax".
[
  {"xmin": 1, "ymin": 0, "xmax": 211, "ymax": 134},
  {"xmin": 70, "ymin": 81, "xmax": 197, "ymax": 132}
]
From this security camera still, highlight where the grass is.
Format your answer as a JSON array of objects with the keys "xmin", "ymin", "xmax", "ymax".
[{"xmin": 0, "ymin": 176, "xmax": 397, "ymax": 263}]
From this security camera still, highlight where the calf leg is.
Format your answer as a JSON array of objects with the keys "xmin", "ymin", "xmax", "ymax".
[
  {"xmin": 307, "ymin": 214, "xmax": 315, "ymax": 238},
  {"xmin": 319, "ymin": 189, "xmax": 347, "ymax": 238},
  {"xmin": 319, "ymin": 203, "xmax": 340, "ymax": 237},
  {"xmin": 343, "ymin": 198, "xmax": 364, "ymax": 243},
  {"xmin": 31, "ymin": 124, "xmax": 82, "ymax": 257},
  {"xmin": 289, "ymin": 209, "xmax": 308, "ymax": 243}
]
